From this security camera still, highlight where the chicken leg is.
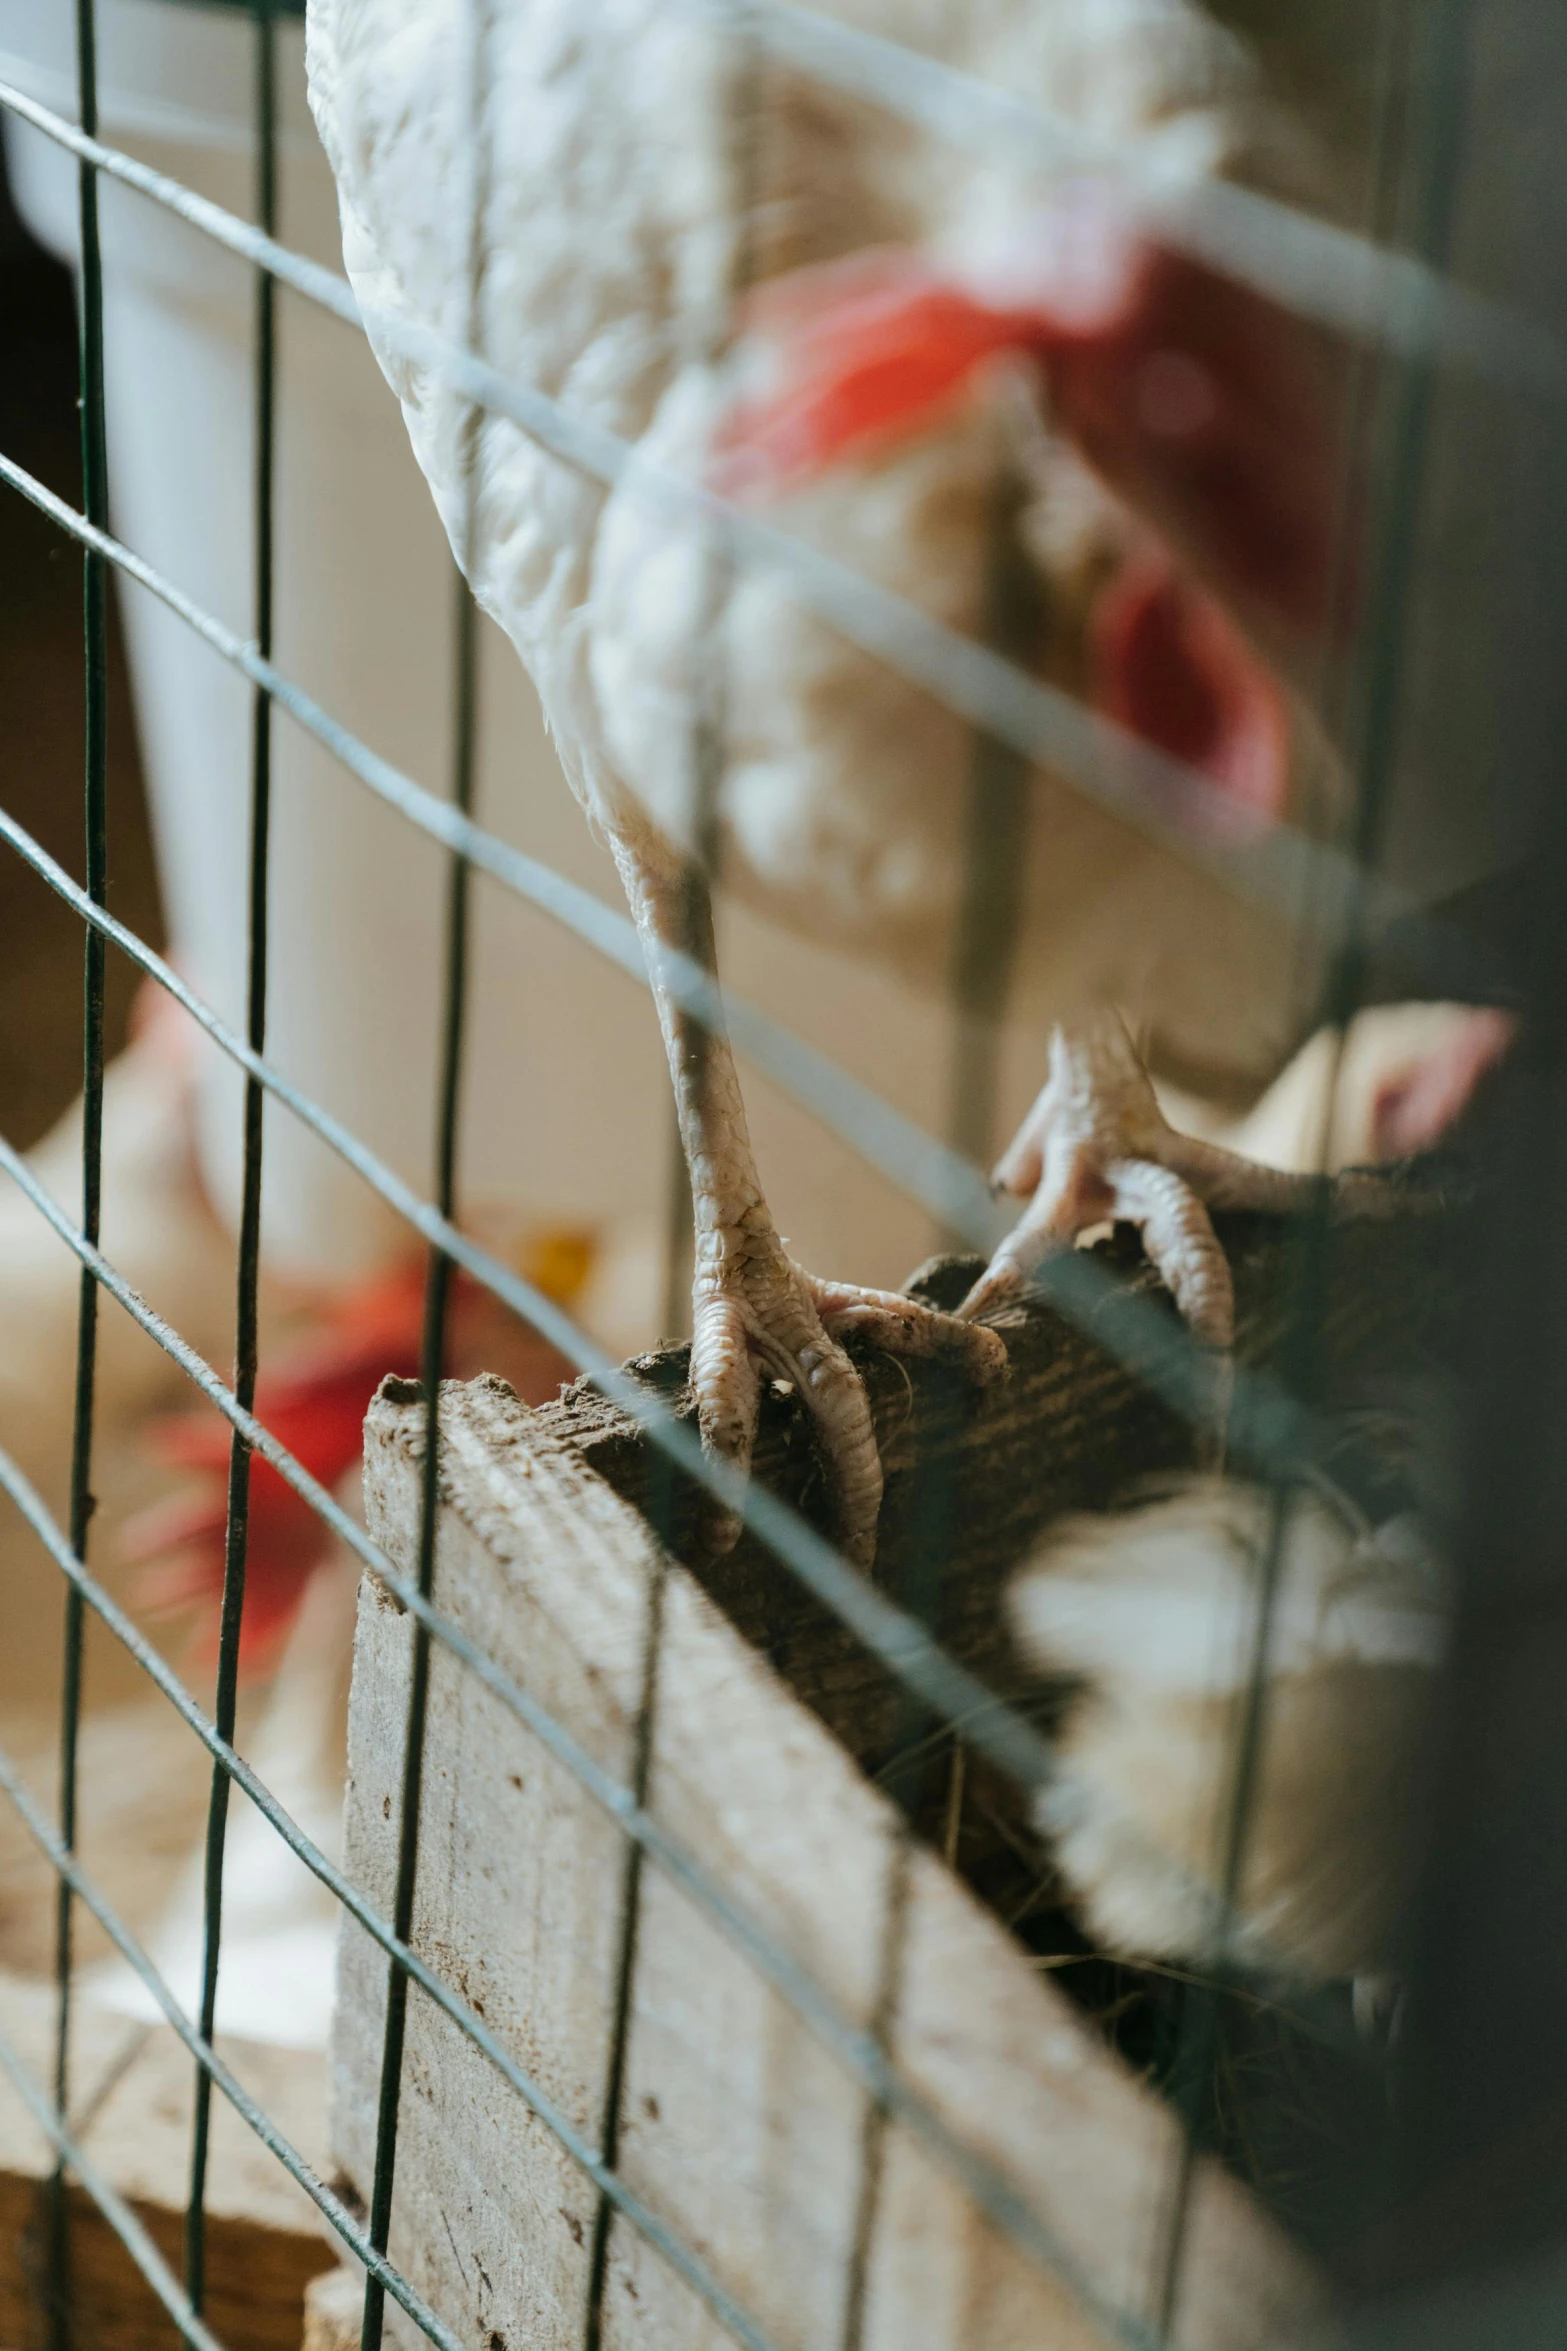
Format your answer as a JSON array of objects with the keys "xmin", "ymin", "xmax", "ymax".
[
  {"xmin": 959, "ymin": 1011, "xmax": 1400, "ymax": 1347},
  {"xmin": 608, "ymin": 821, "xmax": 1007, "ymax": 1565}
]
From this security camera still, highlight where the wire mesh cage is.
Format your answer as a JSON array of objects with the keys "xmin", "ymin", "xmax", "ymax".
[{"xmin": 0, "ymin": 0, "xmax": 1564, "ymax": 2345}]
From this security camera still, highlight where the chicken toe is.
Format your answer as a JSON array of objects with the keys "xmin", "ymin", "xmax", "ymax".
[
  {"xmin": 806, "ymin": 1275, "xmax": 1009, "ymax": 1383},
  {"xmin": 959, "ymin": 1011, "xmax": 1396, "ymax": 1350},
  {"xmin": 689, "ymin": 1246, "xmax": 1007, "ymax": 1567}
]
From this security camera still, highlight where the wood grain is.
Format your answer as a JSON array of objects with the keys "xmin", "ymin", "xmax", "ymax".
[{"xmin": 334, "ymin": 1272, "xmax": 1403, "ymax": 2347}]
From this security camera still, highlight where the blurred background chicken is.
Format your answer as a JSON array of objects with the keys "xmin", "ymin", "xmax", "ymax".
[{"xmin": 1008, "ymin": 1475, "xmax": 1448, "ymax": 1983}]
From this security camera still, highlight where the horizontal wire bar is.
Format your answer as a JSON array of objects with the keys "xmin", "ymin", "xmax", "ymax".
[
  {"xmin": 0, "ymin": 452, "xmax": 1326, "ymax": 1489},
  {"xmin": 712, "ymin": 0, "xmax": 1567, "ymax": 393},
  {"xmin": 0, "ymin": 2017, "xmax": 224, "ymax": 2351},
  {"xmin": 0, "ymin": 1157, "xmax": 1168, "ymax": 2343},
  {"xmin": 0, "ymin": 1747, "xmax": 466, "ymax": 2351},
  {"xmin": 0, "ymin": 1442, "xmax": 786, "ymax": 2351},
  {"xmin": 0, "ymin": 72, "xmax": 1443, "ymax": 954}
]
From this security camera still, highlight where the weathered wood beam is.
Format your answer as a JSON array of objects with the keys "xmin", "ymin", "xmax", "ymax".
[{"xmin": 541, "ymin": 1204, "xmax": 1454, "ymax": 1792}]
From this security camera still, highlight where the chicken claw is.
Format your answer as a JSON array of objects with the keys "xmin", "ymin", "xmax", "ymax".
[
  {"xmin": 960, "ymin": 1011, "xmax": 1396, "ymax": 1348},
  {"xmin": 690, "ymin": 1238, "xmax": 1007, "ymax": 1567}
]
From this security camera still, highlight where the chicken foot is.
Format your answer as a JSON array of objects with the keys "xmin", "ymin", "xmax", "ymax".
[
  {"xmin": 960, "ymin": 1010, "xmax": 1401, "ymax": 1350},
  {"xmin": 610, "ymin": 825, "xmax": 1006, "ymax": 1564}
]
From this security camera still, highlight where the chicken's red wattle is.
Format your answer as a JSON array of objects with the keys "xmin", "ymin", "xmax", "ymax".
[{"xmin": 1088, "ymin": 550, "xmax": 1292, "ymax": 833}]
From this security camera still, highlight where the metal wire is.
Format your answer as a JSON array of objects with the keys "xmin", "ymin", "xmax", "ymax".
[
  {"xmin": 0, "ymin": 1084, "xmax": 1345, "ymax": 2031},
  {"xmin": 0, "ymin": 458, "xmax": 1343, "ymax": 1495},
  {"xmin": 184, "ymin": 0, "xmax": 279, "ymax": 2313},
  {"xmin": 0, "ymin": 1436, "xmax": 1176, "ymax": 2351},
  {"xmin": 0, "ymin": 889, "xmax": 1067, "ymax": 1808},
  {"xmin": 0, "ymin": 1178, "xmax": 1077, "ymax": 2265},
  {"xmin": 47, "ymin": 4, "xmax": 110, "ymax": 2341},
  {"xmin": 0, "ymin": 437, "xmax": 1372, "ymax": 2021},
  {"xmin": 0, "ymin": 1682, "xmax": 1168, "ymax": 2351},
  {"xmin": 351, "ymin": 655, "xmax": 475, "ymax": 2351},
  {"xmin": 0, "ymin": 2018, "xmax": 225, "ymax": 2351},
  {"xmin": 580, "ymin": 1541, "xmax": 670, "ymax": 2348},
  {"xmin": 0, "ymin": 789, "xmax": 1340, "ymax": 1832},
  {"xmin": 0, "ymin": 785, "xmax": 1373, "ymax": 1956}
]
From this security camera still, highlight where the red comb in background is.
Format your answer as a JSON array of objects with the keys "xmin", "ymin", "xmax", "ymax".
[
  {"xmin": 125, "ymin": 1250, "xmax": 583, "ymax": 1674},
  {"xmin": 717, "ymin": 192, "xmax": 1345, "ymax": 645},
  {"xmin": 713, "ymin": 249, "xmax": 1048, "ymax": 495},
  {"xmin": 1088, "ymin": 548, "xmax": 1293, "ymax": 833}
]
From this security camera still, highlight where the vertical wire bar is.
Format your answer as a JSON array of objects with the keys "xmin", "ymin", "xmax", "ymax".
[
  {"xmin": 837, "ymin": 1835, "xmax": 910, "ymax": 2351},
  {"xmin": 357, "ymin": 574, "xmax": 476, "ymax": 2351},
  {"xmin": 47, "ymin": 2, "xmax": 110, "ymax": 2341},
  {"xmin": 583, "ymin": 624, "xmax": 731, "ymax": 2335},
  {"xmin": 357, "ymin": 13, "xmax": 487, "ymax": 2339},
  {"xmin": 184, "ymin": 0, "xmax": 277, "ymax": 2310},
  {"xmin": 1151, "ymin": 4, "xmax": 1474, "ymax": 2331}
]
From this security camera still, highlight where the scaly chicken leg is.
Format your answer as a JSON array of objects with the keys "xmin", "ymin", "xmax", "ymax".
[
  {"xmin": 960, "ymin": 1011, "xmax": 1400, "ymax": 1348},
  {"xmin": 609, "ymin": 821, "xmax": 1006, "ymax": 1563}
]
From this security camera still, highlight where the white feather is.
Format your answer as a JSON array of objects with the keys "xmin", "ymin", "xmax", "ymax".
[{"xmin": 1008, "ymin": 1481, "xmax": 1448, "ymax": 1979}]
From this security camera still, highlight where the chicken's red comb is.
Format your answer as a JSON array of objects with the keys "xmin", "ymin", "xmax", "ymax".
[{"xmin": 714, "ymin": 251, "xmax": 1041, "ymax": 498}]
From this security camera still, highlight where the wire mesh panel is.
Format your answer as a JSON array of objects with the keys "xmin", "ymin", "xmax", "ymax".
[{"xmin": 0, "ymin": 0, "xmax": 1562, "ymax": 2345}]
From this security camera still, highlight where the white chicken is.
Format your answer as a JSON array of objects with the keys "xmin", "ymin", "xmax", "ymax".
[
  {"xmin": 303, "ymin": 0, "xmax": 1497, "ymax": 1566},
  {"xmin": 1008, "ymin": 1477, "xmax": 1448, "ymax": 1981}
]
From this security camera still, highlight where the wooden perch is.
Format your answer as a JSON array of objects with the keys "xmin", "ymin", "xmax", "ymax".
[
  {"xmin": 329, "ymin": 1197, "xmax": 1455, "ymax": 2351},
  {"xmin": 535, "ymin": 1204, "xmax": 1454, "ymax": 1798}
]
